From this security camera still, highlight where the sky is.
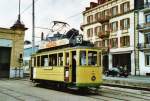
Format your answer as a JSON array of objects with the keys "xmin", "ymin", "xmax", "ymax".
[{"xmin": 0, "ymin": 0, "xmax": 97, "ymax": 42}]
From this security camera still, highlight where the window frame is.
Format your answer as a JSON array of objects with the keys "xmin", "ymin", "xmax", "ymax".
[{"xmin": 145, "ymin": 54, "xmax": 150, "ymax": 66}]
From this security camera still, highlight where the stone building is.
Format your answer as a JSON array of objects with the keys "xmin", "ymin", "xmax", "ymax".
[
  {"xmin": 81, "ymin": 0, "xmax": 149, "ymax": 75},
  {"xmin": 0, "ymin": 19, "xmax": 27, "ymax": 78}
]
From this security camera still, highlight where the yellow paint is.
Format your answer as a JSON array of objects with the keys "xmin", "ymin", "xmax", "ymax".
[
  {"xmin": 76, "ymin": 66, "xmax": 102, "ymax": 84},
  {"xmin": 34, "ymin": 67, "xmax": 65, "ymax": 81}
]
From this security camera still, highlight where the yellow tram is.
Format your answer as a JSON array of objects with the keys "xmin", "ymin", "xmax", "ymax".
[{"xmin": 30, "ymin": 35, "xmax": 102, "ymax": 89}]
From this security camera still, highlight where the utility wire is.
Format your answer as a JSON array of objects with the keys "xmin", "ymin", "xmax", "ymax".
[{"xmin": 21, "ymin": 0, "xmax": 40, "ymax": 14}]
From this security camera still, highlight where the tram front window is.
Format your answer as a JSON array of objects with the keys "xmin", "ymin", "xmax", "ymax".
[{"xmin": 88, "ymin": 51, "xmax": 97, "ymax": 66}]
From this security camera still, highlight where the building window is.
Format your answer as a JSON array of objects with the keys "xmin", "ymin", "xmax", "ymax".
[
  {"xmin": 87, "ymin": 15, "xmax": 93, "ymax": 24},
  {"xmin": 120, "ymin": 36, "xmax": 130, "ymax": 47},
  {"xmin": 110, "ymin": 38, "xmax": 118, "ymax": 48},
  {"xmin": 120, "ymin": 2, "xmax": 130, "ymax": 13},
  {"xmin": 102, "ymin": 23, "xmax": 109, "ymax": 32},
  {"xmin": 94, "ymin": 26, "xmax": 101, "ymax": 36},
  {"xmin": 111, "ymin": 21, "xmax": 118, "ymax": 32},
  {"xmin": 120, "ymin": 18, "xmax": 130, "ymax": 30},
  {"xmin": 95, "ymin": 12, "xmax": 101, "ymax": 21},
  {"xmin": 145, "ymin": 33, "xmax": 150, "ymax": 44},
  {"xmin": 146, "ymin": 14, "xmax": 150, "ymax": 23},
  {"xmin": 87, "ymin": 28, "xmax": 93, "ymax": 38},
  {"xmin": 102, "ymin": 39, "xmax": 109, "ymax": 47},
  {"xmin": 111, "ymin": 6, "xmax": 118, "ymax": 16},
  {"xmin": 145, "ymin": 54, "xmax": 150, "ymax": 66},
  {"xmin": 104, "ymin": 9, "xmax": 110, "ymax": 17}
]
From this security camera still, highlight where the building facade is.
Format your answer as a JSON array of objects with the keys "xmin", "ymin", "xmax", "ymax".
[
  {"xmin": 0, "ymin": 20, "xmax": 27, "ymax": 78},
  {"xmin": 138, "ymin": 0, "xmax": 150, "ymax": 75},
  {"xmin": 81, "ymin": 0, "xmax": 148, "ymax": 75}
]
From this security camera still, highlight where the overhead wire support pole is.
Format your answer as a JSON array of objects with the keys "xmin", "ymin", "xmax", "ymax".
[
  {"xmin": 32, "ymin": 0, "xmax": 35, "ymax": 53},
  {"xmin": 18, "ymin": 0, "xmax": 21, "ymax": 21}
]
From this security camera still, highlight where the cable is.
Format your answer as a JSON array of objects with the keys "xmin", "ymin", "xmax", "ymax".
[
  {"xmin": 21, "ymin": 0, "xmax": 40, "ymax": 14},
  {"xmin": 64, "ymin": 11, "xmax": 83, "ymax": 20}
]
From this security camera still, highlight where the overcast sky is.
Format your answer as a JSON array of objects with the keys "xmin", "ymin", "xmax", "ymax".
[{"xmin": 0, "ymin": 0, "xmax": 97, "ymax": 42}]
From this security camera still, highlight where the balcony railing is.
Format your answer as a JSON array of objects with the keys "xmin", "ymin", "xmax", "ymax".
[
  {"xmin": 138, "ymin": 22, "xmax": 150, "ymax": 33},
  {"xmin": 98, "ymin": 15, "xmax": 111, "ymax": 23},
  {"xmin": 141, "ymin": 2, "xmax": 150, "ymax": 12},
  {"xmin": 98, "ymin": 31, "xmax": 110, "ymax": 39}
]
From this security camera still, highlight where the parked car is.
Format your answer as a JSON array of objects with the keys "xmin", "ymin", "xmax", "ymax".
[
  {"xmin": 105, "ymin": 67, "xmax": 120, "ymax": 77},
  {"xmin": 105, "ymin": 67, "xmax": 129, "ymax": 77}
]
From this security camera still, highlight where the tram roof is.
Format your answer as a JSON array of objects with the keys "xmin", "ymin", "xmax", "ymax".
[{"xmin": 37, "ymin": 44, "xmax": 101, "ymax": 53}]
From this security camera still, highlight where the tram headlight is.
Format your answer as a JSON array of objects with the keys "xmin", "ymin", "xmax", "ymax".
[{"xmin": 91, "ymin": 76, "xmax": 96, "ymax": 81}]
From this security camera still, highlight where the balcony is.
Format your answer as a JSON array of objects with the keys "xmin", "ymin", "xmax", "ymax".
[
  {"xmin": 98, "ymin": 15, "xmax": 111, "ymax": 24},
  {"xmin": 137, "ymin": 43, "xmax": 150, "ymax": 51},
  {"xmin": 98, "ymin": 31, "xmax": 110, "ymax": 39},
  {"xmin": 141, "ymin": 2, "xmax": 150, "ymax": 12},
  {"xmin": 138, "ymin": 23, "xmax": 150, "ymax": 33}
]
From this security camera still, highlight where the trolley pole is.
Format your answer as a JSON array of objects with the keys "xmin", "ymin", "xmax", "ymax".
[{"xmin": 32, "ymin": 0, "xmax": 35, "ymax": 53}]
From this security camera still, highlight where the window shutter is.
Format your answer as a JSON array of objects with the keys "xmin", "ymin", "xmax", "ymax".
[
  {"xmin": 120, "ymin": 37, "xmax": 123, "ymax": 47},
  {"xmin": 120, "ymin": 3, "xmax": 123, "ymax": 14},
  {"xmin": 116, "ymin": 6, "xmax": 118, "ymax": 15},
  {"xmin": 127, "ymin": 18, "xmax": 130, "ymax": 28},
  {"xmin": 127, "ymin": 36, "xmax": 130, "ymax": 46},
  {"xmin": 110, "ymin": 8, "xmax": 112, "ymax": 17},
  {"xmin": 94, "ymin": 27, "xmax": 97, "ymax": 36},
  {"xmin": 87, "ymin": 29, "xmax": 90, "ymax": 38},
  {"xmin": 109, "ymin": 39, "xmax": 112, "ymax": 48},
  {"xmin": 116, "ymin": 21, "xmax": 118, "ymax": 31},
  {"xmin": 116, "ymin": 38, "xmax": 118, "ymax": 48},
  {"xmin": 91, "ymin": 28, "xmax": 93, "ymax": 37},
  {"xmin": 95, "ymin": 13, "xmax": 98, "ymax": 21},
  {"xmin": 109, "ymin": 23, "xmax": 112, "ymax": 32},
  {"xmin": 91, "ymin": 15, "xmax": 93, "ymax": 23},
  {"xmin": 127, "ymin": 2, "xmax": 130, "ymax": 11},
  {"xmin": 120, "ymin": 20, "xmax": 123, "ymax": 30}
]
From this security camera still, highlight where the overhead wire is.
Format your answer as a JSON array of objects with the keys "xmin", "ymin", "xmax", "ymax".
[{"xmin": 21, "ymin": 0, "xmax": 40, "ymax": 14}]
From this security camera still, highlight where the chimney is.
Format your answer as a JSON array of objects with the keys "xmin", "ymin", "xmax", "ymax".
[
  {"xmin": 98, "ymin": 0, "xmax": 106, "ymax": 4},
  {"xmin": 90, "ymin": 2, "xmax": 98, "ymax": 8}
]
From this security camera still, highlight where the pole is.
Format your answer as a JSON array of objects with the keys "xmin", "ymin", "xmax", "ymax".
[
  {"xmin": 32, "ymin": 0, "xmax": 35, "ymax": 53},
  {"xmin": 18, "ymin": 0, "xmax": 21, "ymax": 21}
]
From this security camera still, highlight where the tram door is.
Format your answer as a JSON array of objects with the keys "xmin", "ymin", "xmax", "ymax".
[{"xmin": 71, "ymin": 51, "xmax": 76, "ymax": 82}]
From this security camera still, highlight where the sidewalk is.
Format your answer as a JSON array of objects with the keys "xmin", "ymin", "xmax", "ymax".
[{"xmin": 103, "ymin": 75, "xmax": 150, "ymax": 89}]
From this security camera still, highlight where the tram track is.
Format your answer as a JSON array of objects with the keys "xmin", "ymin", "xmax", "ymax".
[
  {"xmin": 96, "ymin": 86, "xmax": 150, "ymax": 101},
  {"xmin": 0, "ymin": 84, "xmax": 49, "ymax": 101},
  {"xmin": 0, "ymin": 79, "xmax": 150, "ymax": 101},
  {"xmin": 12, "ymin": 79, "xmax": 150, "ymax": 101}
]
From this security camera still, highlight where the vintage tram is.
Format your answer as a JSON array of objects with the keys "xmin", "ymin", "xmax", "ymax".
[{"xmin": 30, "ymin": 33, "xmax": 103, "ymax": 89}]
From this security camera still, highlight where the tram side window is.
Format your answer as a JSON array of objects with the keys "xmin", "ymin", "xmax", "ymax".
[
  {"xmin": 34, "ymin": 57, "xmax": 36, "ymax": 66},
  {"xmin": 49, "ymin": 54, "xmax": 57, "ymax": 66},
  {"xmin": 37, "ymin": 56, "xmax": 40, "ymax": 66},
  {"xmin": 41, "ymin": 55, "xmax": 48, "ymax": 67},
  {"xmin": 88, "ymin": 51, "xmax": 97, "ymax": 66},
  {"xmin": 80, "ymin": 51, "xmax": 86, "ymax": 66},
  {"xmin": 65, "ymin": 53, "xmax": 69, "ymax": 65},
  {"xmin": 58, "ymin": 53, "xmax": 63, "ymax": 66}
]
